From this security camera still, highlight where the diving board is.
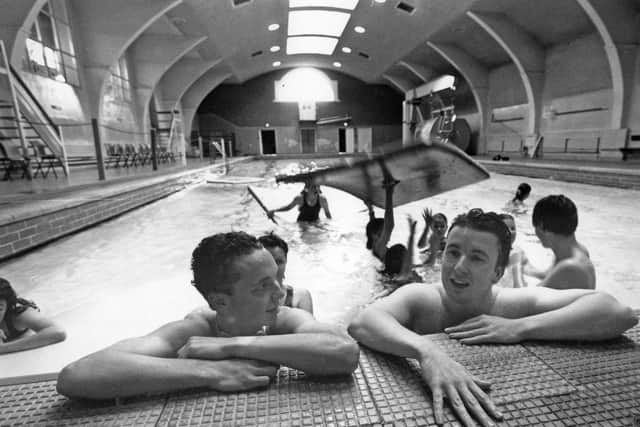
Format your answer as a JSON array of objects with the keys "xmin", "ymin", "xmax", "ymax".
[{"xmin": 276, "ymin": 141, "xmax": 489, "ymax": 208}]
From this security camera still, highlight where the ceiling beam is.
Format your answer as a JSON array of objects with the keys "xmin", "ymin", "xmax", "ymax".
[
  {"xmin": 577, "ymin": 0, "xmax": 637, "ymax": 130},
  {"xmin": 467, "ymin": 11, "xmax": 544, "ymax": 136}
]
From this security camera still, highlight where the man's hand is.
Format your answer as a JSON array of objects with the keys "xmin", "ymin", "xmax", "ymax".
[
  {"xmin": 0, "ymin": 329, "xmax": 6, "ymax": 342},
  {"xmin": 445, "ymin": 315, "xmax": 525, "ymax": 344},
  {"xmin": 419, "ymin": 348, "xmax": 502, "ymax": 426},
  {"xmin": 177, "ymin": 336, "xmax": 232, "ymax": 360},
  {"xmin": 204, "ymin": 358, "xmax": 279, "ymax": 392}
]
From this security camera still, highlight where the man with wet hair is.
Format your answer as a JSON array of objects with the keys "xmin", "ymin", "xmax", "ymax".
[
  {"xmin": 349, "ymin": 208, "xmax": 637, "ymax": 427},
  {"xmin": 531, "ymin": 194, "xmax": 595, "ymax": 290},
  {"xmin": 57, "ymin": 231, "xmax": 359, "ymax": 399}
]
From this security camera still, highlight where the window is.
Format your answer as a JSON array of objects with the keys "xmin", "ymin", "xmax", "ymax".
[
  {"xmin": 108, "ymin": 57, "xmax": 131, "ymax": 103},
  {"xmin": 24, "ymin": 0, "xmax": 79, "ymax": 86}
]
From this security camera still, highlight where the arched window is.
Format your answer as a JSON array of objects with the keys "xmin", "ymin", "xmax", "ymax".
[
  {"xmin": 275, "ymin": 67, "xmax": 337, "ymax": 102},
  {"xmin": 24, "ymin": 0, "xmax": 79, "ymax": 86}
]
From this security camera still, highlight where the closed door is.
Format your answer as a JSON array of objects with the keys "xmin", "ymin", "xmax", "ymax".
[
  {"xmin": 300, "ymin": 128, "xmax": 315, "ymax": 153},
  {"xmin": 260, "ymin": 129, "xmax": 276, "ymax": 154},
  {"xmin": 338, "ymin": 128, "xmax": 346, "ymax": 152}
]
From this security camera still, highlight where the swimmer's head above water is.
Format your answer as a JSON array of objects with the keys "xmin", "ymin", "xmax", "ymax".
[{"xmin": 191, "ymin": 231, "xmax": 285, "ymax": 335}]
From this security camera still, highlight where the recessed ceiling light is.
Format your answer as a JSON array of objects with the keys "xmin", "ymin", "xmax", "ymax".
[
  {"xmin": 374, "ymin": 0, "xmax": 386, "ymax": 2},
  {"xmin": 268, "ymin": 23, "xmax": 280, "ymax": 31},
  {"xmin": 333, "ymin": 61, "xmax": 342, "ymax": 67},
  {"xmin": 341, "ymin": 46, "xmax": 352, "ymax": 53},
  {"xmin": 354, "ymin": 26, "xmax": 366, "ymax": 34},
  {"xmin": 273, "ymin": 61, "xmax": 281, "ymax": 66},
  {"xmin": 270, "ymin": 45, "xmax": 281, "ymax": 52}
]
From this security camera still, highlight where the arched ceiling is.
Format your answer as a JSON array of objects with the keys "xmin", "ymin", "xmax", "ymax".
[{"xmin": 160, "ymin": 0, "xmax": 603, "ymax": 91}]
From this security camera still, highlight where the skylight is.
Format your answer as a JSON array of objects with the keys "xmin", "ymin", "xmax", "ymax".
[
  {"xmin": 287, "ymin": 36, "xmax": 338, "ymax": 55},
  {"xmin": 288, "ymin": 10, "xmax": 350, "ymax": 37},
  {"xmin": 289, "ymin": 0, "xmax": 358, "ymax": 10}
]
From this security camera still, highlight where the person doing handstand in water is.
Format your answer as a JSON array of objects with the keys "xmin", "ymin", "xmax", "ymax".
[
  {"xmin": 365, "ymin": 179, "xmax": 420, "ymax": 284},
  {"xmin": 268, "ymin": 182, "xmax": 331, "ymax": 222}
]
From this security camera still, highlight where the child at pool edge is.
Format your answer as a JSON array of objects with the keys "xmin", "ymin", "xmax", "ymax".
[
  {"xmin": 258, "ymin": 232, "xmax": 313, "ymax": 314},
  {"xmin": 0, "ymin": 277, "xmax": 66, "ymax": 354}
]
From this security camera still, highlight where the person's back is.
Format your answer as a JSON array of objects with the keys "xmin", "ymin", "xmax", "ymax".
[{"xmin": 532, "ymin": 194, "xmax": 595, "ymax": 290}]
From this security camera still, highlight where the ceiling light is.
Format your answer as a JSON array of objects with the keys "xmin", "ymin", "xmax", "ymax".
[
  {"xmin": 268, "ymin": 23, "xmax": 280, "ymax": 31},
  {"xmin": 374, "ymin": 0, "xmax": 386, "ymax": 3},
  {"xmin": 289, "ymin": 0, "xmax": 358, "ymax": 10},
  {"xmin": 341, "ymin": 46, "xmax": 352, "ymax": 53},
  {"xmin": 288, "ymin": 10, "xmax": 351, "ymax": 37},
  {"xmin": 270, "ymin": 45, "xmax": 280, "ymax": 52},
  {"xmin": 354, "ymin": 26, "xmax": 366, "ymax": 33},
  {"xmin": 333, "ymin": 61, "xmax": 342, "ymax": 67},
  {"xmin": 286, "ymin": 36, "xmax": 338, "ymax": 55},
  {"xmin": 273, "ymin": 61, "xmax": 282, "ymax": 66}
]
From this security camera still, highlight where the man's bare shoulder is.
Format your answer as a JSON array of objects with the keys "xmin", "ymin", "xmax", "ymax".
[
  {"xmin": 389, "ymin": 282, "xmax": 442, "ymax": 302},
  {"xmin": 183, "ymin": 306, "xmax": 217, "ymax": 333},
  {"xmin": 545, "ymin": 257, "xmax": 595, "ymax": 289},
  {"xmin": 375, "ymin": 283, "xmax": 445, "ymax": 331},
  {"xmin": 273, "ymin": 306, "xmax": 336, "ymax": 335}
]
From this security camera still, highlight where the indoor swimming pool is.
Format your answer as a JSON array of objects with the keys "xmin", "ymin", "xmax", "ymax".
[{"xmin": 1, "ymin": 158, "xmax": 639, "ymax": 378}]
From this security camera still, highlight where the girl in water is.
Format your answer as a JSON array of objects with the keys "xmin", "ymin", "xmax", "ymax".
[{"xmin": 0, "ymin": 278, "xmax": 66, "ymax": 354}]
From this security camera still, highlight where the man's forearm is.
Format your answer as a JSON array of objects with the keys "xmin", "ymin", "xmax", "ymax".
[
  {"xmin": 348, "ymin": 309, "xmax": 437, "ymax": 360},
  {"xmin": 225, "ymin": 333, "xmax": 358, "ymax": 375},
  {"xmin": 520, "ymin": 294, "xmax": 638, "ymax": 341},
  {"xmin": 57, "ymin": 350, "xmax": 210, "ymax": 399}
]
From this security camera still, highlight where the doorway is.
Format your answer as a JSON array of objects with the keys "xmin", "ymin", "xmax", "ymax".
[
  {"xmin": 260, "ymin": 129, "xmax": 276, "ymax": 154},
  {"xmin": 300, "ymin": 128, "xmax": 315, "ymax": 153},
  {"xmin": 338, "ymin": 128, "xmax": 346, "ymax": 152}
]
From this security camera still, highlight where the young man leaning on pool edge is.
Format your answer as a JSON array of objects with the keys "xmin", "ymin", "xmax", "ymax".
[
  {"xmin": 348, "ymin": 208, "xmax": 638, "ymax": 427},
  {"xmin": 57, "ymin": 232, "xmax": 359, "ymax": 399}
]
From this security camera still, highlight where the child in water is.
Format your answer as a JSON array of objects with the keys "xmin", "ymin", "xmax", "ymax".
[
  {"xmin": 496, "ymin": 213, "xmax": 529, "ymax": 288},
  {"xmin": 417, "ymin": 208, "xmax": 448, "ymax": 266}
]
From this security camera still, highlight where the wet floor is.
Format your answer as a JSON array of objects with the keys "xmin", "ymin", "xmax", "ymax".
[{"xmin": 1, "ymin": 158, "xmax": 639, "ymax": 377}]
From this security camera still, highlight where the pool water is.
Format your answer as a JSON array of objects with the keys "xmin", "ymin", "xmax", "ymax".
[{"xmin": 1, "ymin": 158, "xmax": 639, "ymax": 377}]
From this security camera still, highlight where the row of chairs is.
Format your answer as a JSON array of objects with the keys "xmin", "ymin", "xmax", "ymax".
[
  {"xmin": 0, "ymin": 140, "xmax": 181, "ymax": 181},
  {"xmin": 105, "ymin": 143, "xmax": 176, "ymax": 168},
  {"xmin": 0, "ymin": 139, "xmax": 63, "ymax": 180}
]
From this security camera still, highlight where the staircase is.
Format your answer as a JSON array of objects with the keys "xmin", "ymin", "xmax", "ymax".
[{"xmin": 0, "ymin": 39, "xmax": 68, "ymax": 176}]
